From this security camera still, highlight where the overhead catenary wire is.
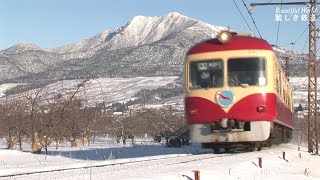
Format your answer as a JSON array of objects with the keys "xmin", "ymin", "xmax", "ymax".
[
  {"xmin": 275, "ymin": 0, "xmax": 284, "ymax": 46},
  {"xmin": 276, "ymin": 25, "xmax": 308, "ymax": 52},
  {"xmin": 302, "ymin": 37, "xmax": 308, "ymax": 52},
  {"xmin": 294, "ymin": 8, "xmax": 320, "ymax": 52},
  {"xmin": 291, "ymin": 26, "xmax": 309, "ymax": 50},
  {"xmin": 241, "ymin": 0, "xmax": 263, "ymax": 39},
  {"xmin": 289, "ymin": 11, "xmax": 319, "ymax": 51},
  {"xmin": 273, "ymin": 24, "xmax": 309, "ymax": 84},
  {"xmin": 248, "ymin": 1, "xmax": 315, "ymax": 49},
  {"xmin": 278, "ymin": 13, "xmax": 317, "ymax": 50},
  {"xmin": 283, "ymin": 27, "xmax": 309, "ymax": 82},
  {"xmin": 282, "ymin": 21, "xmax": 311, "ymax": 85},
  {"xmin": 232, "ymin": 0, "xmax": 253, "ymax": 32}
]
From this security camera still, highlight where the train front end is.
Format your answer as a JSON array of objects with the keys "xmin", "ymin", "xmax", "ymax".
[{"xmin": 185, "ymin": 32, "xmax": 278, "ymax": 146}]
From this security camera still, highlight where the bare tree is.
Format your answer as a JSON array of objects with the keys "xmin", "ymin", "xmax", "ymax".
[
  {"xmin": 0, "ymin": 98, "xmax": 28, "ymax": 150},
  {"xmin": 25, "ymin": 87, "xmax": 46, "ymax": 154},
  {"xmin": 54, "ymin": 80, "xmax": 89, "ymax": 147},
  {"xmin": 292, "ymin": 115, "xmax": 308, "ymax": 146}
]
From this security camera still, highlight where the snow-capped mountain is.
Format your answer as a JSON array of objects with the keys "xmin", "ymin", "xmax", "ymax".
[
  {"xmin": 47, "ymin": 12, "xmax": 222, "ymax": 54},
  {"xmin": 0, "ymin": 12, "xmax": 225, "ymax": 86},
  {"xmin": 0, "ymin": 42, "xmax": 41, "ymax": 54}
]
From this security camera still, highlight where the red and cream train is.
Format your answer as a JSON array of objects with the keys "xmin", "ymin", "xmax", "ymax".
[{"xmin": 184, "ymin": 31, "xmax": 294, "ymax": 151}]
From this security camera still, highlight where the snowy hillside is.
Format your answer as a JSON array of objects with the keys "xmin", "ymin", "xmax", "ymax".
[
  {"xmin": 4, "ymin": 76, "xmax": 180, "ymax": 108},
  {"xmin": 0, "ymin": 76, "xmax": 313, "ymax": 112}
]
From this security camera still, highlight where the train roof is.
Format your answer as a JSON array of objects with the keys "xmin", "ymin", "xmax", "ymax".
[{"xmin": 187, "ymin": 35, "xmax": 273, "ymax": 55}]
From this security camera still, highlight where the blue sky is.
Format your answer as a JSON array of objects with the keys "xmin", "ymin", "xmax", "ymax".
[{"xmin": 0, "ymin": 0, "xmax": 311, "ymax": 53}]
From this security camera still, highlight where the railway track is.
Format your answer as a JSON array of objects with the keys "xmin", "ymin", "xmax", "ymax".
[{"xmin": 1, "ymin": 151, "xmax": 238, "ymax": 179}]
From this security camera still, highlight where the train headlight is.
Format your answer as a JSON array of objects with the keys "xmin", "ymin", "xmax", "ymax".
[
  {"xmin": 217, "ymin": 31, "xmax": 232, "ymax": 44},
  {"xmin": 220, "ymin": 118, "xmax": 228, "ymax": 128}
]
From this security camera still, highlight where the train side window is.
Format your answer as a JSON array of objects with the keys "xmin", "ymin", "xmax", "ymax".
[
  {"xmin": 189, "ymin": 59, "xmax": 224, "ymax": 89},
  {"xmin": 228, "ymin": 57, "xmax": 266, "ymax": 87},
  {"xmin": 279, "ymin": 70, "xmax": 282, "ymax": 96},
  {"xmin": 276, "ymin": 68, "xmax": 281, "ymax": 94}
]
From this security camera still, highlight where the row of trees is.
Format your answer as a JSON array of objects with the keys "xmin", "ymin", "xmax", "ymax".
[{"xmin": 0, "ymin": 81, "xmax": 185, "ymax": 153}]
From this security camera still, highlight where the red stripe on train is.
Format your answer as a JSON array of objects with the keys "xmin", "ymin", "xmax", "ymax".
[
  {"xmin": 185, "ymin": 93, "xmax": 294, "ymax": 128},
  {"xmin": 275, "ymin": 96, "xmax": 295, "ymax": 129},
  {"xmin": 187, "ymin": 36, "xmax": 273, "ymax": 55}
]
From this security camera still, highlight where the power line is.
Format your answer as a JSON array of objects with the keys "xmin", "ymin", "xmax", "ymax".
[
  {"xmin": 284, "ymin": 25, "xmax": 308, "ymax": 51},
  {"xmin": 302, "ymin": 37, "xmax": 308, "ymax": 52},
  {"xmin": 275, "ymin": 25, "xmax": 308, "ymax": 52},
  {"xmin": 251, "ymin": 2, "xmax": 320, "ymax": 6},
  {"xmin": 241, "ymin": 0, "xmax": 263, "ymax": 39},
  {"xmin": 294, "ymin": 26, "xmax": 309, "ymax": 45},
  {"xmin": 232, "ymin": 0, "xmax": 253, "ymax": 32},
  {"xmin": 276, "ymin": 0, "xmax": 284, "ymax": 46},
  {"xmin": 290, "ymin": 11, "xmax": 320, "ymax": 50},
  {"xmin": 281, "ymin": 26, "xmax": 309, "ymax": 80}
]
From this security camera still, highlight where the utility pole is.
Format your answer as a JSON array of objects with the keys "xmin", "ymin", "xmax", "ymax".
[
  {"xmin": 307, "ymin": 0, "xmax": 318, "ymax": 154},
  {"xmin": 250, "ymin": 1, "xmax": 319, "ymax": 154}
]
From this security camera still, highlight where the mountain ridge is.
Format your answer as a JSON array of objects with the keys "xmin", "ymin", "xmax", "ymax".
[{"xmin": 0, "ymin": 12, "xmax": 225, "ymax": 85}]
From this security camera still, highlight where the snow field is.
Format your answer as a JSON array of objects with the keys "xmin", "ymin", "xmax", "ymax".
[{"xmin": 1, "ymin": 138, "xmax": 320, "ymax": 179}]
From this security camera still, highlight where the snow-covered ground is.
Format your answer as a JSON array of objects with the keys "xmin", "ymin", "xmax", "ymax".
[{"xmin": 1, "ymin": 138, "xmax": 319, "ymax": 180}]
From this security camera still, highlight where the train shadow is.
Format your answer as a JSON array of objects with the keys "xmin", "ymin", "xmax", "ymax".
[{"xmin": 32, "ymin": 139, "xmax": 210, "ymax": 161}]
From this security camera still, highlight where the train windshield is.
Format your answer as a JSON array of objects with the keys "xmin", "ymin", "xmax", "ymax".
[
  {"xmin": 228, "ymin": 57, "xmax": 266, "ymax": 87},
  {"xmin": 189, "ymin": 60, "xmax": 223, "ymax": 89}
]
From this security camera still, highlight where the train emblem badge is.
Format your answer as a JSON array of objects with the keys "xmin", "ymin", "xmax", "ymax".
[{"xmin": 216, "ymin": 89, "xmax": 235, "ymax": 108}]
